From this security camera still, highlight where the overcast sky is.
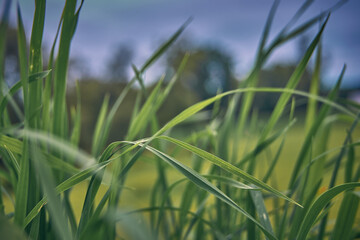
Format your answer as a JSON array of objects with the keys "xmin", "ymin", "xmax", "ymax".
[{"xmin": 8, "ymin": 0, "xmax": 360, "ymax": 88}]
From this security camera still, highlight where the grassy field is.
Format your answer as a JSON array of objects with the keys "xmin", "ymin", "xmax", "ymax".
[{"xmin": 1, "ymin": 0, "xmax": 359, "ymax": 239}]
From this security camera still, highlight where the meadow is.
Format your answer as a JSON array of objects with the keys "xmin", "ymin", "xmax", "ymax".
[{"xmin": 0, "ymin": 0, "xmax": 359, "ymax": 239}]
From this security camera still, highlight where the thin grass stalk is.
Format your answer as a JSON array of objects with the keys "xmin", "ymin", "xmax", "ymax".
[
  {"xmin": 52, "ymin": 0, "xmax": 77, "ymax": 139},
  {"xmin": 317, "ymin": 112, "xmax": 360, "ymax": 239},
  {"xmin": 0, "ymin": 0, "xmax": 11, "ymax": 110},
  {"xmin": 0, "ymin": 0, "xmax": 11, "ymax": 128}
]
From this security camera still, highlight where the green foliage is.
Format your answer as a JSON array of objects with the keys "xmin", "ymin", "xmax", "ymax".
[{"xmin": 0, "ymin": 0, "xmax": 359, "ymax": 240}]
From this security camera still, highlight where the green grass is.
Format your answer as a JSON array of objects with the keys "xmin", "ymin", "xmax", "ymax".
[{"xmin": 0, "ymin": 0, "xmax": 359, "ymax": 239}]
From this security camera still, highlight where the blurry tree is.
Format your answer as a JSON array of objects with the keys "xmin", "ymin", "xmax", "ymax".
[
  {"xmin": 106, "ymin": 44, "xmax": 134, "ymax": 82},
  {"xmin": 166, "ymin": 39, "xmax": 236, "ymax": 101}
]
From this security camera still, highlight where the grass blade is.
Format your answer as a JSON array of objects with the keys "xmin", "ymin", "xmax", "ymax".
[
  {"xmin": 144, "ymin": 144, "xmax": 278, "ymax": 240},
  {"xmin": 140, "ymin": 18, "xmax": 191, "ymax": 72},
  {"xmin": 296, "ymin": 182, "xmax": 360, "ymax": 240},
  {"xmin": 157, "ymin": 135, "xmax": 301, "ymax": 207},
  {"xmin": 29, "ymin": 144, "xmax": 72, "ymax": 240},
  {"xmin": 331, "ymin": 191, "xmax": 359, "ymax": 240},
  {"xmin": 92, "ymin": 94, "xmax": 110, "ymax": 156},
  {"xmin": 260, "ymin": 15, "xmax": 329, "ymax": 141},
  {"xmin": 53, "ymin": 0, "xmax": 77, "ymax": 138},
  {"xmin": 13, "ymin": 3, "xmax": 29, "ymax": 228},
  {"xmin": 249, "ymin": 188, "xmax": 274, "ymax": 239}
]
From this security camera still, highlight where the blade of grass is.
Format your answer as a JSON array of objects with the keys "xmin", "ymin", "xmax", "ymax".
[
  {"xmin": 52, "ymin": 0, "xmax": 77, "ymax": 138},
  {"xmin": 144, "ymin": 144, "xmax": 278, "ymax": 240},
  {"xmin": 288, "ymin": 65, "xmax": 346, "ymax": 188},
  {"xmin": 140, "ymin": 18, "xmax": 191, "ymax": 72},
  {"xmin": 260, "ymin": 15, "xmax": 329, "ymax": 141},
  {"xmin": 0, "ymin": 0, "xmax": 11, "ymax": 111},
  {"xmin": 28, "ymin": 0, "xmax": 46, "ymax": 130},
  {"xmin": 158, "ymin": 135, "xmax": 301, "ymax": 207},
  {"xmin": 70, "ymin": 80, "xmax": 81, "ymax": 147},
  {"xmin": 296, "ymin": 182, "xmax": 360, "ymax": 240},
  {"xmin": 126, "ymin": 76, "xmax": 164, "ymax": 140},
  {"xmin": 29, "ymin": 144, "xmax": 72, "ymax": 240},
  {"xmin": 94, "ymin": 22, "xmax": 190, "ymax": 155},
  {"xmin": 91, "ymin": 94, "xmax": 110, "ymax": 156},
  {"xmin": 317, "ymin": 111, "xmax": 360, "ymax": 239},
  {"xmin": 13, "ymin": 3, "xmax": 29, "ymax": 228},
  {"xmin": 43, "ymin": 6, "xmax": 64, "ymax": 132},
  {"xmin": 3, "ymin": 145, "xmax": 20, "ymax": 175},
  {"xmin": 305, "ymin": 37, "xmax": 322, "ymax": 131},
  {"xmin": 330, "ymin": 191, "xmax": 359, "ymax": 240},
  {"xmin": 0, "ymin": 135, "xmax": 79, "ymax": 174},
  {"xmin": 249, "ymin": 188, "xmax": 274, "ymax": 239}
]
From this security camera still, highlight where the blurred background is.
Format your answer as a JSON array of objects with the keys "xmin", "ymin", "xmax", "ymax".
[{"xmin": 3, "ymin": 0, "xmax": 360, "ymax": 151}]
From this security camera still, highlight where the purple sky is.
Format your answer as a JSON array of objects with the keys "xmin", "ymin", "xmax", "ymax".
[{"xmin": 8, "ymin": 0, "xmax": 360, "ymax": 88}]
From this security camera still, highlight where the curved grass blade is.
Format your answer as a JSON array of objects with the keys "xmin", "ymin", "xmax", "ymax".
[
  {"xmin": 158, "ymin": 135, "xmax": 301, "ymax": 207},
  {"xmin": 249, "ymin": 188, "xmax": 274, "ymax": 239},
  {"xmin": 331, "ymin": 191, "xmax": 359, "ymax": 240},
  {"xmin": 0, "ymin": 135, "xmax": 79, "ymax": 174},
  {"xmin": 19, "ymin": 129, "xmax": 96, "ymax": 168},
  {"xmin": 144, "ymin": 144, "xmax": 278, "ymax": 240},
  {"xmin": 152, "ymin": 87, "xmax": 356, "ymax": 142},
  {"xmin": 3, "ymin": 145, "xmax": 20, "ymax": 175},
  {"xmin": 317, "ymin": 111, "xmax": 360, "ymax": 238},
  {"xmin": 296, "ymin": 182, "xmax": 360, "ymax": 240}
]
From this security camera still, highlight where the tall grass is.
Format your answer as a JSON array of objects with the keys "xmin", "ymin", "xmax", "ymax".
[{"xmin": 0, "ymin": 0, "xmax": 359, "ymax": 239}]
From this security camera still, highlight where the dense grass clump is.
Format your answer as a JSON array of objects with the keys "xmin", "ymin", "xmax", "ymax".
[{"xmin": 0, "ymin": 0, "xmax": 359, "ymax": 239}]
